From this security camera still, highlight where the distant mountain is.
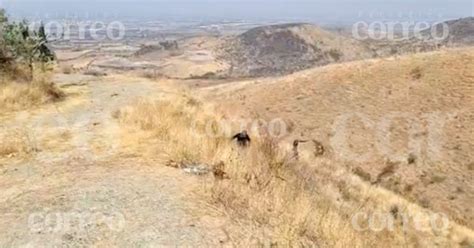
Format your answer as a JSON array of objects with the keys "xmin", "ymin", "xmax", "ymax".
[
  {"xmin": 356, "ymin": 17, "xmax": 474, "ymax": 58},
  {"xmin": 428, "ymin": 17, "xmax": 474, "ymax": 46},
  {"xmin": 218, "ymin": 23, "xmax": 373, "ymax": 77}
]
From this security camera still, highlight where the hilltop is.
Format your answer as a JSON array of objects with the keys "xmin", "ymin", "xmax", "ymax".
[
  {"xmin": 218, "ymin": 23, "xmax": 373, "ymax": 77},
  {"xmin": 429, "ymin": 17, "xmax": 474, "ymax": 46}
]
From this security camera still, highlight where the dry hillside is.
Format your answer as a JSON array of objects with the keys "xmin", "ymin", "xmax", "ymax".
[
  {"xmin": 346, "ymin": 17, "xmax": 474, "ymax": 59},
  {"xmin": 219, "ymin": 23, "xmax": 373, "ymax": 77},
  {"xmin": 209, "ymin": 47, "xmax": 474, "ymax": 230},
  {"xmin": 429, "ymin": 17, "xmax": 474, "ymax": 46}
]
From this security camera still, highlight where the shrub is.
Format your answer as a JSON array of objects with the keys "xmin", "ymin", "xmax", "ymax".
[
  {"xmin": 118, "ymin": 80, "xmax": 471, "ymax": 247},
  {"xmin": 61, "ymin": 64, "xmax": 74, "ymax": 74},
  {"xmin": 189, "ymin": 72, "xmax": 217, "ymax": 80},
  {"xmin": 0, "ymin": 9, "xmax": 55, "ymax": 80},
  {"xmin": 117, "ymin": 93, "xmax": 388, "ymax": 246},
  {"xmin": 0, "ymin": 76, "xmax": 64, "ymax": 111},
  {"xmin": 410, "ymin": 67, "xmax": 423, "ymax": 80},
  {"xmin": 327, "ymin": 49, "xmax": 343, "ymax": 62}
]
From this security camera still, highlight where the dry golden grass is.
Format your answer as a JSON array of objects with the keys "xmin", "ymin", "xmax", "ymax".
[
  {"xmin": 0, "ymin": 127, "xmax": 38, "ymax": 159},
  {"xmin": 138, "ymin": 69, "xmax": 166, "ymax": 80},
  {"xmin": 119, "ymin": 89, "xmax": 474, "ymax": 247},
  {"xmin": 210, "ymin": 47, "xmax": 474, "ymax": 232},
  {"xmin": 0, "ymin": 70, "xmax": 65, "ymax": 159},
  {"xmin": 0, "ymin": 75, "xmax": 64, "ymax": 112},
  {"xmin": 118, "ymin": 93, "xmax": 229, "ymax": 163},
  {"xmin": 0, "ymin": 64, "xmax": 34, "ymax": 82}
]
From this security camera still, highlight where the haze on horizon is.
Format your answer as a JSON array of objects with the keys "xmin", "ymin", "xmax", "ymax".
[{"xmin": 1, "ymin": 0, "xmax": 473, "ymax": 25}]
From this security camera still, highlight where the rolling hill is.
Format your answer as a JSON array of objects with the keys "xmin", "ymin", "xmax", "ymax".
[
  {"xmin": 218, "ymin": 23, "xmax": 374, "ymax": 77},
  {"xmin": 429, "ymin": 17, "xmax": 474, "ymax": 46},
  {"xmin": 210, "ymin": 47, "xmax": 474, "ymax": 230}
]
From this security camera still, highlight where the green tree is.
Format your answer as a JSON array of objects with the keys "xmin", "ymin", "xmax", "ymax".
[
  {"xmin": 0, "ymin": 9, "xmax": 7, "ymax": 24},
  {"xmin": 2, "ymin": 17, "xmax": 55, "ymax": 79},
  {"xmin": 0, "ymin": 9, "xmax": 11, "ymax": 70},
  {"xmin": 37, "ymin": 23, "xmax": 55, "ymax": 63}
]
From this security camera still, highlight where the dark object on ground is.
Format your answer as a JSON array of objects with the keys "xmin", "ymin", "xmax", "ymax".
[
  {"xmin": 83, "ymin": 68, "xmax": 107, "ymax": 77},
  {"xmin": 312, "ymin": 140, "xmax": 325, "ymax": 156},
  {"xmin": 374, "ymin": 161, "xmax": 399, "ymax": 185},
  {"xmin": 159, "ymin": 40, "xmax": 179, "ymax": 50},
  {"xmin": 213, "ymin": 162, "xmax": 229, "ymax": 180},
  {"xmin": 232, "ymin": 131, "xmax": 251, "ymax": 147},
  {"xmin": 292, "ymin": 139, "xmax": 325, "ymax": 160},
  {"xmin": 292, "ymin": 139, "xmax": 310, "ymax": 160}
]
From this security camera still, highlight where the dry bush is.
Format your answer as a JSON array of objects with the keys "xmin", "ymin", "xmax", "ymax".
[
  {"xmin": 119, "ymin": 94, "xmax": 229, "ymax": 163},
  {"xmin": 410, "ymin": 66, "xmax": 423, "ymax": 80},
  {"xmin": 60, "ymin": 64, "xmax": 74, "ymax": 74},
  {"xmin": 83, "ymin": 68, "xmax": 107, "ymax": 77},
  {"xmin": 0, "ymin": 64, "xmax": 37, "ymax": 82},
  {"xmin": 118, "ymin": 95, "xmax": 385, "ymax": 246},
  {"xmin": 140, "ymin": 70, "xmax": 164, "ymax": 80},
  {"xmin": 189, "ymin": 72, "xmax": 217, "ymax": 80},
  {"xmin": 118, "ymin": 91, "xmax": 474, "ymax": 247},
  {"xmin": 0, "ymin": 76, "xmax": 64, "ymax": 112},
  {"xmin": 0, "ymin": 128, "xmax": 38, "ymax": 158}
]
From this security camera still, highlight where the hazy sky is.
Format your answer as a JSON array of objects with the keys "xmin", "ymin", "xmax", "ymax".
[{"xmin": 1, "ymin": 0, "xmax": 472, "ymax": 24}]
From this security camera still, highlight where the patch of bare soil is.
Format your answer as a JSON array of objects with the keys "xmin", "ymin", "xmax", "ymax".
[{"xmin": 0, "ymin": 74, "xmax": 257, "ymax": 246}]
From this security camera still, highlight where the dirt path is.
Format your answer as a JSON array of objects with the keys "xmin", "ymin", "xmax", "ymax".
[{"xmin": 0, "ymin": 75, "xmax": 249, "ymax": 247}]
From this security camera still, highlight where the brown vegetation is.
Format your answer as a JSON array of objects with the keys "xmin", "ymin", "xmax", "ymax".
[
  {"xmin": 0, "ymin": 72, "xmax": 64, "ymax": 112},
  {"xmin": 211, "ymin": 47, "xmax": 474, "ymax": 231},
  {"xmin": 118, "ymin": 89, "xmax": 474, "ymax": 246},
  {"xmin": 0, "ymin": 128, "xmax": 37, "ymax": 159}
]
